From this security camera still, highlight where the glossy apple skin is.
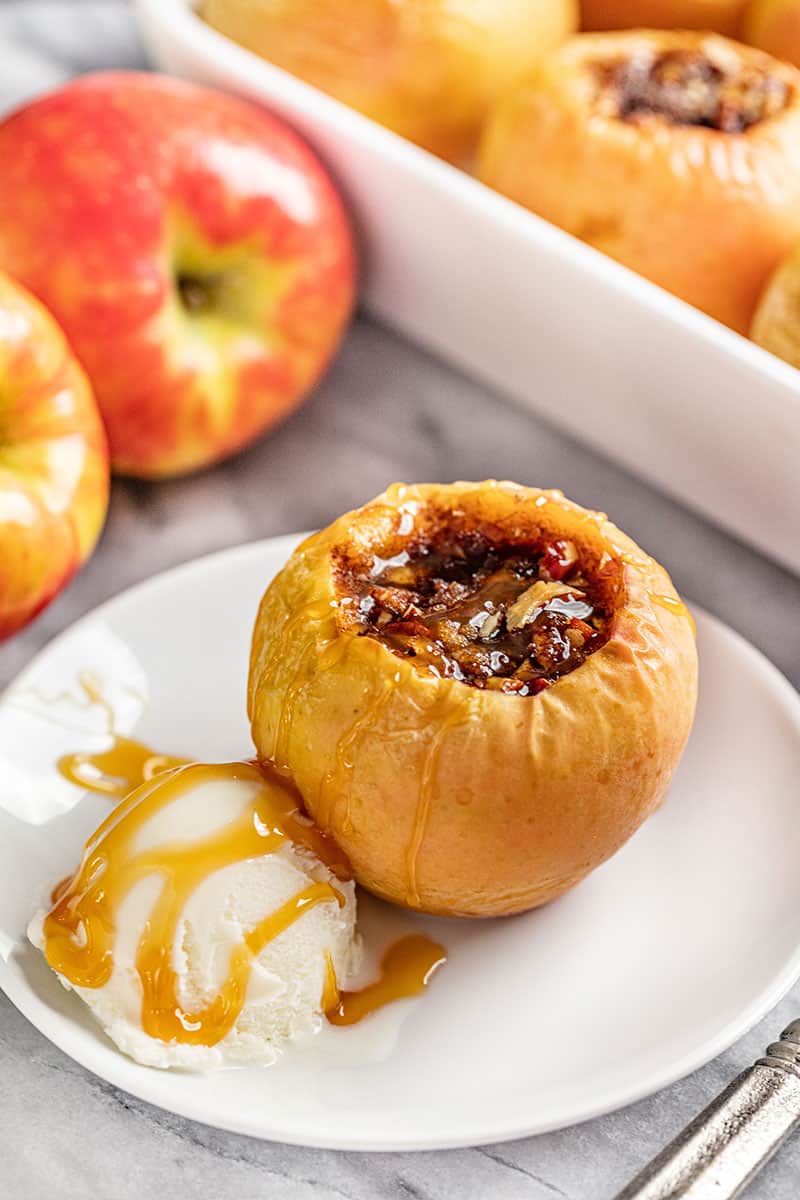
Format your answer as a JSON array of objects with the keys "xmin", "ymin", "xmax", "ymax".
[
  {"xmin": 744, "ymin": 0, "xmax": 800, "ymax": 68},
  {"xmin": 0, "ymin": 72, "xmax": 356, "ymax": 479},
  {"xmin": 0, "ymin": 272, "xmax": 109, "ymax": 640}
]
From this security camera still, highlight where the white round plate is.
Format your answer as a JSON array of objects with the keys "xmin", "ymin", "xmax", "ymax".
[{"xmin": 1, "ymin": 536, "xmax": 799, "ymax": 1151}]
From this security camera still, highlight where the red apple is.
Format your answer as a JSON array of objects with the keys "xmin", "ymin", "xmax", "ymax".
[
  {"xmin": 0, "ymin": 72, "xmax": 356, "ymax": 479},
  {"xmin": 0, "ymin": 271, "xmax": 109, "ymax": 640}
]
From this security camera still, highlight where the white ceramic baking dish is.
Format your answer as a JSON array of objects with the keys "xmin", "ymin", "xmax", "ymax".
[{"xmin": 136, "ymin": 0, "xmax": 800, "ymax": 574}]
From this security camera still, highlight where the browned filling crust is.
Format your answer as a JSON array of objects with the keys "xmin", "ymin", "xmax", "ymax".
[
  {"xmin": 596, "ymin": 49, "xmax": 790, "ymax": 131},
  {"xmin": 336, "ymin": 531, "xmax": 614, "ymax": 695}
]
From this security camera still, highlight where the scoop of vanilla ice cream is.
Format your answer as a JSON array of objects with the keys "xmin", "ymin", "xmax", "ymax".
[{"xmin": 29, "ymin": 770, "xmax": 360, "ymax": 1070}]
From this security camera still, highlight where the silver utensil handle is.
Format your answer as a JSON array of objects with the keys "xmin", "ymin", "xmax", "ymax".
[{"xmin": 615, "ymin": 1020, "xmax": 800, "ymax": 1200}]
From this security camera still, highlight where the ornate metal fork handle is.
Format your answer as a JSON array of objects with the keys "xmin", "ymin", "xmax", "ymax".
[{"xmin": 615, "ymin": 1019, "xmax": 800, "ymax": 1199}]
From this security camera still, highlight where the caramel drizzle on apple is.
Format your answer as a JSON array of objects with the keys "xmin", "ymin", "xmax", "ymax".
[
  {"xmin": 615, "ymin": 550, "xmax": 696, "ymax": 634},
  {"xmin": 280, "ymin": 637, "xmax": 471, "ymax": 910},
  {"xmin": 649, "ymin": 592, "xmax": 694, "ymax": 627},
  {"xmin": 273, "ymin": 643, "xmax": 315, "ymax": 771},
  {"xmin": 405, "ymin": 685, "xmax": 473, "ymax": 910},
  {"xmin": 262, "ymin": 598, "xmax": 341, "ymax": 776},
  {"xmin": 318, "ymin": 676, "xmax": 396, "ymax": 837}
]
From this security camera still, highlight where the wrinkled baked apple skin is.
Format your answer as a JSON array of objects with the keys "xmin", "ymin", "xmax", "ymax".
[
  {"xmin": 744, "ymin": 0, "xmax": 800, "ymax": 69},
  {"xmin": 478, "ymin": 32, "xmax": 800, "ymax": 335},
  {"xmin": 248, "ymin": 482, "xmax": 698, "ymax": 919},
  {"xmin": 581, "ymin": 0, "xmax": 748, "ymax": 34},
  {"xmin": 201, "ymin": 0, "xmax": 577, "ymax": 162}
]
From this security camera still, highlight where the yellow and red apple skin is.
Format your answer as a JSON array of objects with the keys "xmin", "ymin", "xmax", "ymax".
[
  {"xmin": 0, "ymin": 72, "xmax": 356, "ymax": 479},
  {"xmin": 0, "ymin": 272, "xmax": 109, "ymax": 641}
]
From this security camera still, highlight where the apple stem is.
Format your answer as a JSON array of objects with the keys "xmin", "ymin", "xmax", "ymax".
[{"xmin": 177, "ymin": 276, "xmax": 210, "ymax": 314}]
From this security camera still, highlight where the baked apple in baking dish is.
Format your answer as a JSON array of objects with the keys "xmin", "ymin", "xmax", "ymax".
[
  {"xmin": 200, "ymin": 0, "xmax": 577, "ymax": 162},
  {"xmin": 751, "ymin": 241, "xmax": 800, "ymax": 365},
  {"xmin": 580, "ymin": 0, "xmax": 748, "ymax": 34},
  {"xmin": 478, "ymin": 31, "xmax": 800, "ymax": 334},
  {"xmin": 248, "ymin": 482, "xmax": 697, "ymax": 919}
]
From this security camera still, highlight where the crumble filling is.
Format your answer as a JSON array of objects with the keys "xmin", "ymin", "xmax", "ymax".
[
  {"xmin": 338, "ymin": 531, "xmax": 613, "ymax": 695},
  {"xmin": 596, "ymin": 49, "xmax": 790, "ymax": 131}
]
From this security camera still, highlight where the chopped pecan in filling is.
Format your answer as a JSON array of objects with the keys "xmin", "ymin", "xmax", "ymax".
[
  {"xmin": 596, "ymin": 49, "xmax": 790, "ymax": 132},
  {"xmin": 343, "ymin": 534, "xmax": 612, "ymax": 695}
]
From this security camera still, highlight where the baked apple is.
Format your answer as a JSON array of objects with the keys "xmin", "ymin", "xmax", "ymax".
[
  {"xmin": 248, "ymin": 482, "xmax": 697, "ymax": 918},
  {"xmin": 581, "ymin": 0, "xmax": 748, "ymax": 34},
  {"xmin": 478, "ymin": 31, "xmax": 800, "ymax": 333},
  {"xmin": 201, "ymin": 0, "xmax": 578, "ymax": 162},
  {"xmin": 751, "ymin": 241, "xmax": 800, "ymax": 366},
  {"xmin": 744, "ymin": 0, "xmax": 800, "ymax": 69},
  {"xmin": 0, "ymin": 272, "xmax": 108, "ymax": 640}
]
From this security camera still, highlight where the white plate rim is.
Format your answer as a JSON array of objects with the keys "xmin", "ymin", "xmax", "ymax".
[{"xmin": 1, "ymin": 535, "xmax": 799, "ymax": 1151}]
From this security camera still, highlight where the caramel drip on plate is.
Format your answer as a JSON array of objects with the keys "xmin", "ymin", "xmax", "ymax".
[
  {"xmin": 327, "ymin": 934, "xmax": 446, "ymax": 1027},
  {"xmin": 406, "ymin": 687, "xmax": 469, "ymax": 909},
  {"xmin": 42, "ymin": 761, "xmax": 349, "ymax": 1047},
  {"xmin": 58, "ymin": 737, "xmax": 187, "ymax": 799},
  {"xmin": 47, "ymin": 671, "xmax": 187, "ymax": 799}
]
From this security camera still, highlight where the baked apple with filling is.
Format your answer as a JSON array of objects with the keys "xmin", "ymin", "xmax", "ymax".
[
  {"xmin": 478, "ymin": 31, "xmax": 800, "ymax": 333},
  {"xmin": 751, "ymin": 241, "xmax": 800, "ymax": 365},
  {"xmin": 248, "ymin": 482, "xmax": 697, "ymax": 918},
  {"xmin": 201, "ymin": 0, "xmax": 577, "ymax": 162}
]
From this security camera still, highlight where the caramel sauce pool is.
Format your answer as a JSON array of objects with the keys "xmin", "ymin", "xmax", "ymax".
[
  {"xmin": 55, "ymin": 673, "xmax": 188, "ymax": 798},
  {"xmin": 58, "ymin": 736, "xmax": 187, "ymax": 798},
  {"xmin": 328, "ymin": 934, "xmax": 447, "ymax": 1027}
]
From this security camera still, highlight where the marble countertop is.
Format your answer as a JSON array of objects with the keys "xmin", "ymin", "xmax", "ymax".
[{"xmin": 1, "ymin": 4, "xmax": 800, "ymax": 1198}]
